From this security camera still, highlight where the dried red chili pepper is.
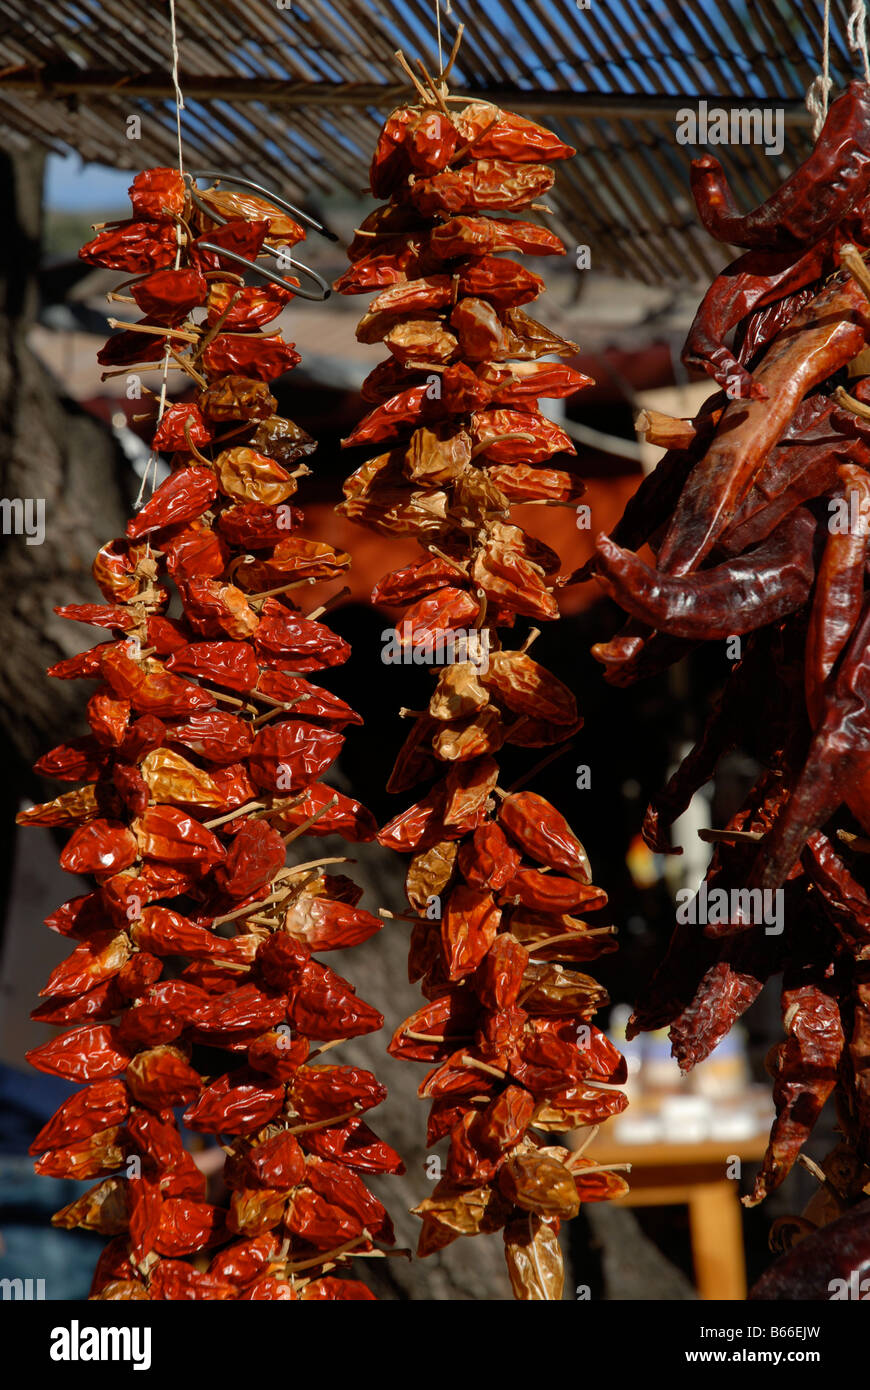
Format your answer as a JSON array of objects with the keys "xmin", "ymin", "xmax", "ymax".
[
  {"xmin": 691, "ymin": 83, "xmax": 870, "ymax": 251},
  {"xmin": 127, "ymin": 467, "xmax": 217, "ymax": 540},
  {"xmin": 79, "ymin": 220, "xmax": 179, "ymax": 273}
]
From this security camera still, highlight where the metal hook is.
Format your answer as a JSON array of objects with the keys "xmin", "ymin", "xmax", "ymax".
[
  {"xmin": 185, "ymin": 173, "xmax": 333, "ymax": 301},
  {"xmin": 194, "ymin": 241, "xmax": 332, "ymax": 301},
  {"xmin": 185, "ymin": 169, "xmax": 339, "ymax": 242}
]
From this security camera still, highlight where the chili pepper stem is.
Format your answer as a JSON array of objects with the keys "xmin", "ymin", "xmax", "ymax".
[
  {"xmin": 351, "ymin": 1247, "xmax": 413, "ymax": 1261},
  {"xmin": 306, "ymin": 1038, "xmax": 347, "ymax": 1060},
  {"xmin": 414, "ymin": 57, "xmax": 449, "ymax": 116},
  {"xmin": 247, "ymin": 578, "xmax": 316, "ymax": 602},
  {"xmin": 837, "ymin": 829, "xmax": 870, "ymax": 852},
  {"xmin": 306, "ymin": 586, "xmax": 351, "ymax": 622},
  {"xmin": 698, "ymin": 827, "xmax": 763, "ymax": 844},
  {"xmin": 572, "ymin": 1124, "xmax": 600, "ymax": 1155},
  {"xmin": 191, "ymin": 286, "xmax": 244, "ymax": 362},
  {"xmin": 459, "ymin": 1054, "xmax": 507, "ymax": 1080},
  {"xmin": 796, "ymin": 1152, "xmax": 847, "ymax": 1209},
  {"xmin": 473, "ymin": 587, "xmax": 488, "ymax": 629},
  {"xmin": 283, "ymin": 1235, "xmax": 370, "ymax": 1274},
  {"xmin": 426, "ymin": 544, "xmax": 468, "ymax": 574},
  {"xmin": 404, "ymin": 1029, "xmax": 472, "ymax": 1044},
  {"xmin": 282, "ymin": 792, "xmax": 340, "ymax": 844},
  {"xmin": 441, "ymin": 23, "xmax": 464, "ymax": 83},
  {"xmin": 468, "ymin": 431, "xmax": 538, "ymax": 460},
  {"xmin": 840, "ymin": 244, "xmax": 870, "ymax": 301},
  {"xmin": 506, "ymin": 737, "xmax": 578, "ymax": 794},
  {"xmin": 210, "ymin": 886, "xmax": 291, "ymax": 927},
  {"xmin": 378, "ymin": 907, "xmax": 434, "ymax": 924},
  {"xmin": 394, "ymin": 49, "xmax": 435, "ymax": 106},
  {"xmin": 182, "ymin": 418, "xmax": 215, "ymax": 467},
  {"xmin": 284, "ymin": 856, "xmax": 353, "ymax": 876},
  {"xmin": 211, "ymin": 420, "xmax": 261, "ymax": 448},
  {"xmin": 283, "ymin": 1106, "xmax": 361, "ymax": 1136},
  {"xmin": 524, "ymin": 499, "xmax": 583, "ymax": 508},
  {"xmin": 246, "ymin": 792, "xmax": 307, "ymax": 823},
  {"xmin": 101, "ymin": 364, "xmax": 189, "ymax": 380},
  {"xmin": 250, "ymin": 694, "xmax": 308, "ymax": 725},
  {"xmin": 250, "ymin": 691, "xmax": 308, "ymax": 712},
  {"xmin": 525, "ymin": 926, "xmax": 616, "ymax": 952},
  {"xmin": 167, "ymin": 347, "xmax": 208, "ymax": 388},
  {"xmin": 204, "ymin": 799, "xmax": 267, "ymax": 829},
  {"xmin": 198, "ymin": 685, "xmax": 256, "ymax": 712},
  {"xmin": 834, "ymin": 384, "xmax": 870, "ymax": 420},
  {"xmin": 107, "ymin": 317, "xmax": 200, "ymax": 344},
  {"xmin": 450, "ymin": 113, "xmax": 500, "ymax": 166},
  {"xmin": 250, "ymin": 706, "xmax": 290, "ymax": 728}
]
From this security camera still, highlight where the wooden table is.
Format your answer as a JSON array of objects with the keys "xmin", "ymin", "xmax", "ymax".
[{"xmin": 587, "ymin": 1133, "xmax": 769, "ymax": 1300}]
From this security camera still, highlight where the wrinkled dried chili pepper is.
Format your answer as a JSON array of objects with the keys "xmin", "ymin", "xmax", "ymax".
[{"xmin": 23, "ymin": 167, "xmax": 397, "ymax": 1302}]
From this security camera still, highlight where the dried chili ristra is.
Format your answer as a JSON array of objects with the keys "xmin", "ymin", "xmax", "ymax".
[
  {"xmin": 337, "ymin": 74, "xmax": 626, "ymax": 1299},
  {"xmin": 585, "ymin": 90, "xmax": 870, "ymax": 1227},
  {"xmin": 25, "ymin": 167, "xmax": 397, "ymax": 1302}
]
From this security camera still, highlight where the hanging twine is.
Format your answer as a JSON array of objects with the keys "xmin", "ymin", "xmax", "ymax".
[
  {"xmin": 434, "ymin": 0, "xmax": 453, "ymax": 77},
  {"xmin": 807, "ymin": 0, "xmax": 870, "ymax": 140},
  {"xmin": 169, "ymin": 0, "xmax": 185, "ymax": 177},
  {"xmin": 806, "ymin": 0, "xmax": 832, "ymax": 139},
  {"xmin": 137, "ymin": 0, "xmax": 186, "ymax": 507},
  {"xmin": 435, "ymin": 0, "xmax": 443, "ymax": 73},
  {"xmin": 847, "ymin": 0, "xmax": 870, "ymax": 80}
]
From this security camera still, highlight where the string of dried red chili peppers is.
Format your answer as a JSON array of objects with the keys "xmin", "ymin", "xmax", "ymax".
[
  {"xmin": 336, "ymin": 64, "xmax": 629, "ymax": 1299},
  {"xmin": 21, "ymin": 167, "xmax": 401, "ymax": 1301},
  {"xmin": 585, "ymin": 81, "xmax": 870, "ymax": 1227}
]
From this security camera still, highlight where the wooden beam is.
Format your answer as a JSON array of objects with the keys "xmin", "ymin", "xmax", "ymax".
[{"xmin": 0, "ymin": 65, "xmax": 815, "ymax": 124}]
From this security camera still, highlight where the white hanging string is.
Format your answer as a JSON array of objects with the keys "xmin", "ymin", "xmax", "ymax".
[
  {"xmin": 807, "ymin": 0, "xmax": 870, "ymax": 140},
  {"xmin": 169, "ymin": 0, "xmax": 185, "ymax": 176},
  {"xmin": 435, "ymin": 0, "xmax": 444, "ymax": 76},
  {"xmin": 847, "ymin": 0, "xmax": 870, "ymax": 81},
  {"xmin": 136, "ymin": 0, "xmax": 186, "ymax": 507},
  {"xmin": 806, "ymin": 0, "xmax": 832, "ymax": 138},
  {"xmin": 434, "ymin": 0, "xmax": 453, "ymax": 77}
]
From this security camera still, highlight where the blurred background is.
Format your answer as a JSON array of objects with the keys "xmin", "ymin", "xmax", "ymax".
[{"xmin": 0, "ymin": 0, "xmax": 850, "ymax": 1300}]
